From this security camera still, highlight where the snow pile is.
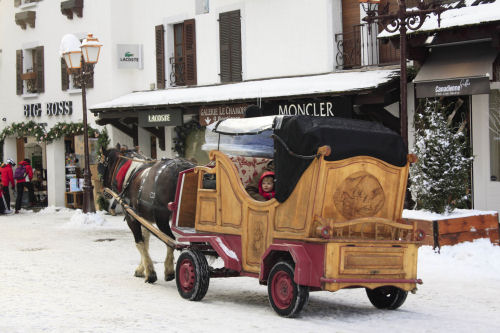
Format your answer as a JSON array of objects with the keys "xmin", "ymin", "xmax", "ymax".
[
  {"xmin": 420, "ymin": 238, "xmax": 500, "ymax": 280},
  {"xmin": 37, "ymin": 206, "xmax": 73, "ymax": 215},
  {"xmin": 403, "ymin": 208, "xmax": 498, "ymax": 220},
  {"xmin": 66, "ymin": 209, "xmax": 108, "ymax": 228}
]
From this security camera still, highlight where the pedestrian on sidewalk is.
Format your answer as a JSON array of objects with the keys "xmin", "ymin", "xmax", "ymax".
[
  {"xmin": 14, "ymin": 159, "xmax": 34, "ymax": 214},
  {"xmin": 1, "ymin": 158, "xmax": 16, "ymax": 212}
]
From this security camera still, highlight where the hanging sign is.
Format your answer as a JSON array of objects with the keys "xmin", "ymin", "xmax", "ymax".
[
  {"xmin": 138, "ymin": 109, "xmax": 182, "ymax": 127},
  {"xmin": 199, "ymin": 104, "xmax": 247, "ymax": 126}
]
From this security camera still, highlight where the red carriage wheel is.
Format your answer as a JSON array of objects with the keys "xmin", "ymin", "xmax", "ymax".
[
  {"xmin": 267, "ymin": 261, "xmax": 309, "ymax": 317},
  {"xmin": 175, "ymin": 249, "xmax": 210, "ymax": 301}
]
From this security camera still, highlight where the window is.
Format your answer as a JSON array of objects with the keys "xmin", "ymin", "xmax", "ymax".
[
  {"xmin": 164, "ymin": 20, "xmax": 197, "ymax": 87},
  {"xmin": 16, "ymin": 46, "xmax": 44, "ymax": 95},
  {"xmin": 489, "ymin": 90, "xmax": 500, "ymax": 181},
  {"xmin": 219, "ymin": 10, "xmax": 242, "ymax": 83},
  {"xmin": 60, "ymin": 58, "xmax": 93, "ymax": 91}
]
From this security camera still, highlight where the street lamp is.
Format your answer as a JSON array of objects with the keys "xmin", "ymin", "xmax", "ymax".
[
  {"xmin": 60, "ymin": 33, "xmax": 102, "ymax": 213},
  {"xmin": 360, "ymin": 0, "xmax": 447, "ymax": 147}
]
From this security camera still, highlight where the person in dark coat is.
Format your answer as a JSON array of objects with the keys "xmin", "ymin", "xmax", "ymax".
[{"xmin": 14, "ymin": 159, "xmax": 35, "ymax": 213}]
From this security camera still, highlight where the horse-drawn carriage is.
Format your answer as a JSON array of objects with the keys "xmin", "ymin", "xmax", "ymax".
[{"xmin": 101, "ymin": 115, "xmax": 423, "ymax": 317}]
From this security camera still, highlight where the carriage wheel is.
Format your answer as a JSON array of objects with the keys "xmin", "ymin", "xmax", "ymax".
[
  {"xmin": 267, "ymin": 261, "xmax": 309, "ymax": 317},
  {"xmin": 366, "ymin": 286, "xmax": 408, "ymax": 310},
  {"xmin": 175, "ymin": 249, "xmax": 210, "ymax": 301}
]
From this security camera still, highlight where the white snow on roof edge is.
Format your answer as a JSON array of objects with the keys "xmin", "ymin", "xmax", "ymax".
[{"xmin": 90, "ymin": 69, "xmax": 399, "ymax": 111}]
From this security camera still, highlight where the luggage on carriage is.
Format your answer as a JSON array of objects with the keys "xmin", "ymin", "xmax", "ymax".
[{"xmin": 103, "ymin": 115, "xmax": 424, "ymax": 317}]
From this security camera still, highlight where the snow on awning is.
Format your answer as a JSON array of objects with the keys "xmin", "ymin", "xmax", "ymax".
[
  {"xmin": 378, "ymin": 0, "xmax": 500, "ymax": 38},
  {"xmin": 90, "ymin": 69, "xmax": 399, "ymax": 112}
]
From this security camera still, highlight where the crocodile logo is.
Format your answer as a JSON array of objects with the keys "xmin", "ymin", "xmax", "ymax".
[{"xmin": 124, "ymin": 52, "xmax": 134, "ymax": 57}]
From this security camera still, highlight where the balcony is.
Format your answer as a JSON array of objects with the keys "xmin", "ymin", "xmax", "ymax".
[
  {"xmin": 15, "ymin": 10, "xmax": 36, "ymax": 29},
  {"xmin": 335, "ymin": 23, "xmax": 399, "ymax": 70},
  {"xmin": 61, "ymin": 0, "xmax": 84, "ymax": 19},
  {"xmin": 169, "ymin": 57, "xmax": 185, "ymax": 86}
]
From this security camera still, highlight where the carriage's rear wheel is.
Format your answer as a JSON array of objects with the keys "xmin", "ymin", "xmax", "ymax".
[
  {"xmin": 176, "ymin": 249, "xmax": 210, "ymax": 301},
  {"xmin": 366, "ymin": 286, "xmax": 408, "ymax": 309},
  {"xmin": 267, "ymin": 261, "xmax": 309, "ymax": 317}
]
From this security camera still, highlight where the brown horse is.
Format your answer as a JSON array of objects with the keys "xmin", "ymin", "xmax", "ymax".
[{"xmin": 98, "ymin": 146, "xmax": 195, "ymax": 283}]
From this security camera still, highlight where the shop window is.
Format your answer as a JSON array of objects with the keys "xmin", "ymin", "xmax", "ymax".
[
  {"xmin": 219, "ymin": 10, "xmax": 242, "ymax": 83},
  {"xmin": 16, "ymin": 46, "xmax": 44, "ymax": 95},
  {"xmin": 61, "ymin": 57, "xmax": 94, "ymax": 91},
  {"xmin": 489, "ymin": 90, "xmax": 500, "ymax": 181}
]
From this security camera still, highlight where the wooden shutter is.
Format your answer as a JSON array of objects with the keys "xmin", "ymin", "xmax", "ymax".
[
  {"xmin": 16, "ymin": 49, "xmax": 23, "ymax": 95},
  {"xmin": 34, "ymin": 46, "xmax": 44, "ymax": 93},
  {"xmin": 86, "ymin": 63, "xmax": 94, "ymax": 88},
  {"xmin": 155, "ymin": 24, "xmax": 165, "ymax": 89},
  {"xmin": 219, "ymin": 10, "xmax": 242, "ymax": 82},
  {"xmin": 183, "ymin": 19, "xmax": 197, "ymax": 86},
  {"xmin": 61, "ymin": 58, "xmax": 69, "ymax": 91},
  {"xmin": 229, "ymin": 11, "xmax": 242, "ymax": 82}
]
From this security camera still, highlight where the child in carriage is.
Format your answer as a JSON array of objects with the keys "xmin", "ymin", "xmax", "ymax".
[{"xmin": 247, "ymin": 170, "xmax": 275, "ymax": 201}]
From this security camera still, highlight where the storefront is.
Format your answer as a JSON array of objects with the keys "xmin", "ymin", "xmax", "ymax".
[
  {"xmin": 91, "ymin": 68, "xmax": 402, "ymax": 166},
  {"xmin": 412, "ymin": 42, "xmax": 500, "ymax": 211}
]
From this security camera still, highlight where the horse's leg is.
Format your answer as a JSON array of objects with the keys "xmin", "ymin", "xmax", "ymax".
[
  {"xmin": 164, "ymin": 245, "xmax": 175, "ymax": 281},
  {"xmin": 126, "ymin": 215, "xmax": 157, "ymax": 283}
]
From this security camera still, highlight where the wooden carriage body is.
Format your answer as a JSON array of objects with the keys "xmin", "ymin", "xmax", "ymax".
[{"xmin": 172, "ymin": 149, "xmax": 421, "ymax": 292}]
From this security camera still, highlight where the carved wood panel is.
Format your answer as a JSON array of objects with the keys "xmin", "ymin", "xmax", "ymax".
[
  {"xmin": 243, "ymin": 209, "xmax": 269, "ymax": 270},
  {"xmin": 220, "ymin": 165, "xmax": 242, "ymax": 229}
]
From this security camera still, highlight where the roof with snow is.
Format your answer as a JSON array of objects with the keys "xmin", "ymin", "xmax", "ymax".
[
  {"xmin": 90, "ymin": 68, "xmax": 399, "ymax": 111},
  {"xmin": 378, "ymin": 0, "xmax": 500, "ymax": 38}
]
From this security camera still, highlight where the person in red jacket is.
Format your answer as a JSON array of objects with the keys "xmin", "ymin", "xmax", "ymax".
[
  {"xmin": 1, "ymin": 158, "xmax": 16, "ymax": 211},
  {"xmin": 14, "ymin": 158, "xmax": 35, "ymax": 213}
]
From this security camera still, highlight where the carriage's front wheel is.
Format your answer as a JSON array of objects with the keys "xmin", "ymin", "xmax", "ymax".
[
  {"xmin": 176, "ymin": 249, "xmax": 210, "ymax": 301},
  {"xmin": 267, "ymin": 261, "xmax": 309, "ymax": 317},
  {"xmin": 366, "ymin": 286, "xmax": 408, "ymax": 309}
]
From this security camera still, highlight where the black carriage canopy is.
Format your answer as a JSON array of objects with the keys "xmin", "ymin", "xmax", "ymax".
[
  {"xmin": 272, "ymin": 116, "xmax": 407, "ymax": 202},
  {"xmin": 207, "ymin": 115, "xmax": 407, "ymax": 202}
]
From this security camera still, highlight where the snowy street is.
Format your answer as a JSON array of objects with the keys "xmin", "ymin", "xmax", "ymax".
[{"xmin": 1, "ymin": 208, "xmax": 500, "ymax": 333}]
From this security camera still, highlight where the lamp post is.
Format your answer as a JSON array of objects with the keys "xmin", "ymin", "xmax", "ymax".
[
  {"xmin": 60, "ymin": 33, "xmax": 102, "ymax": 213},
  {"xmin": 360, "ymin": 0, "xmax": 447, "ymax": 147}
]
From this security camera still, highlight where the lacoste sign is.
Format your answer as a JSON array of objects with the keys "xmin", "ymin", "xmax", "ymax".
[
  {"xmin": 138, "ymin": 109, "xmax": 182, "ymax": 127},
  {"xmin": 117, "ymin": 44, "xmax": 143, "ymax": 69}
]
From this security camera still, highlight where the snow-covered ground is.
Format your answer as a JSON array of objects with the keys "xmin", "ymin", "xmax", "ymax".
[{"xmin": 1, "ymin": 208, "xmax": 499, "ymax": 332}]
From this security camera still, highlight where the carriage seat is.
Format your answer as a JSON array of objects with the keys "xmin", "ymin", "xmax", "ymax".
[{"xmin": 229, "ymin": 156, "xmax": 272, "ymax": 188}]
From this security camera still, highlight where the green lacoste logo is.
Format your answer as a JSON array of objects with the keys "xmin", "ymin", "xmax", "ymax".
[{"xmin": 124, "ymin": 52, "xmax": 134, "ymax": 57}]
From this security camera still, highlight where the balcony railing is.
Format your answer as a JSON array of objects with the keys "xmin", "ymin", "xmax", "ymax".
[
  {"xmin": 21, "ymin": 68, "xmax": 37, "ymax": 93},
  {"xmin": 335, "ymin": 23, "xmax": 399, "ymax": 70},
  {"xmin": 169, "ymin": 57, "xmax": 185, "ymax": 86}
]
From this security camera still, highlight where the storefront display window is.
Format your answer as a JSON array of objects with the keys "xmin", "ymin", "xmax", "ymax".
[{"xmin": 489, "ymin": 90, "xmax": 500, "ymax": 181}]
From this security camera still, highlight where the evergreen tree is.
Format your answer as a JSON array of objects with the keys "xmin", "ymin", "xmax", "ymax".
[{"xmin": 410, "ymin": 99, "xmax": 472, "ymax": 214}]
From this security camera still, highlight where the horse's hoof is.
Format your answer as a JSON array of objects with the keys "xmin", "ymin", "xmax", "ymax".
[
  {"xmin": 134, "ymin": 271, "xmax": 145, "ymax": 278},
  {"xmin": 165, "ymin": 273, "xmax": 175, "ymax": 281},
  {"xmin": 145, "ymin": 272, "xmax": 157, "ymax": 284}
]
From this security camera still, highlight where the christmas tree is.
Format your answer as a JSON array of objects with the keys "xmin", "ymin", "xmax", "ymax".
[{"xmin": 410, "ymin": 98, "xmax": 472, "ymax": 214}]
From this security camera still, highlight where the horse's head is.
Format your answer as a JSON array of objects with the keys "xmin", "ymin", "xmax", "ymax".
[{"xmin": 98, "ymin": 147, "xmax": 121, "ymax": 188}]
